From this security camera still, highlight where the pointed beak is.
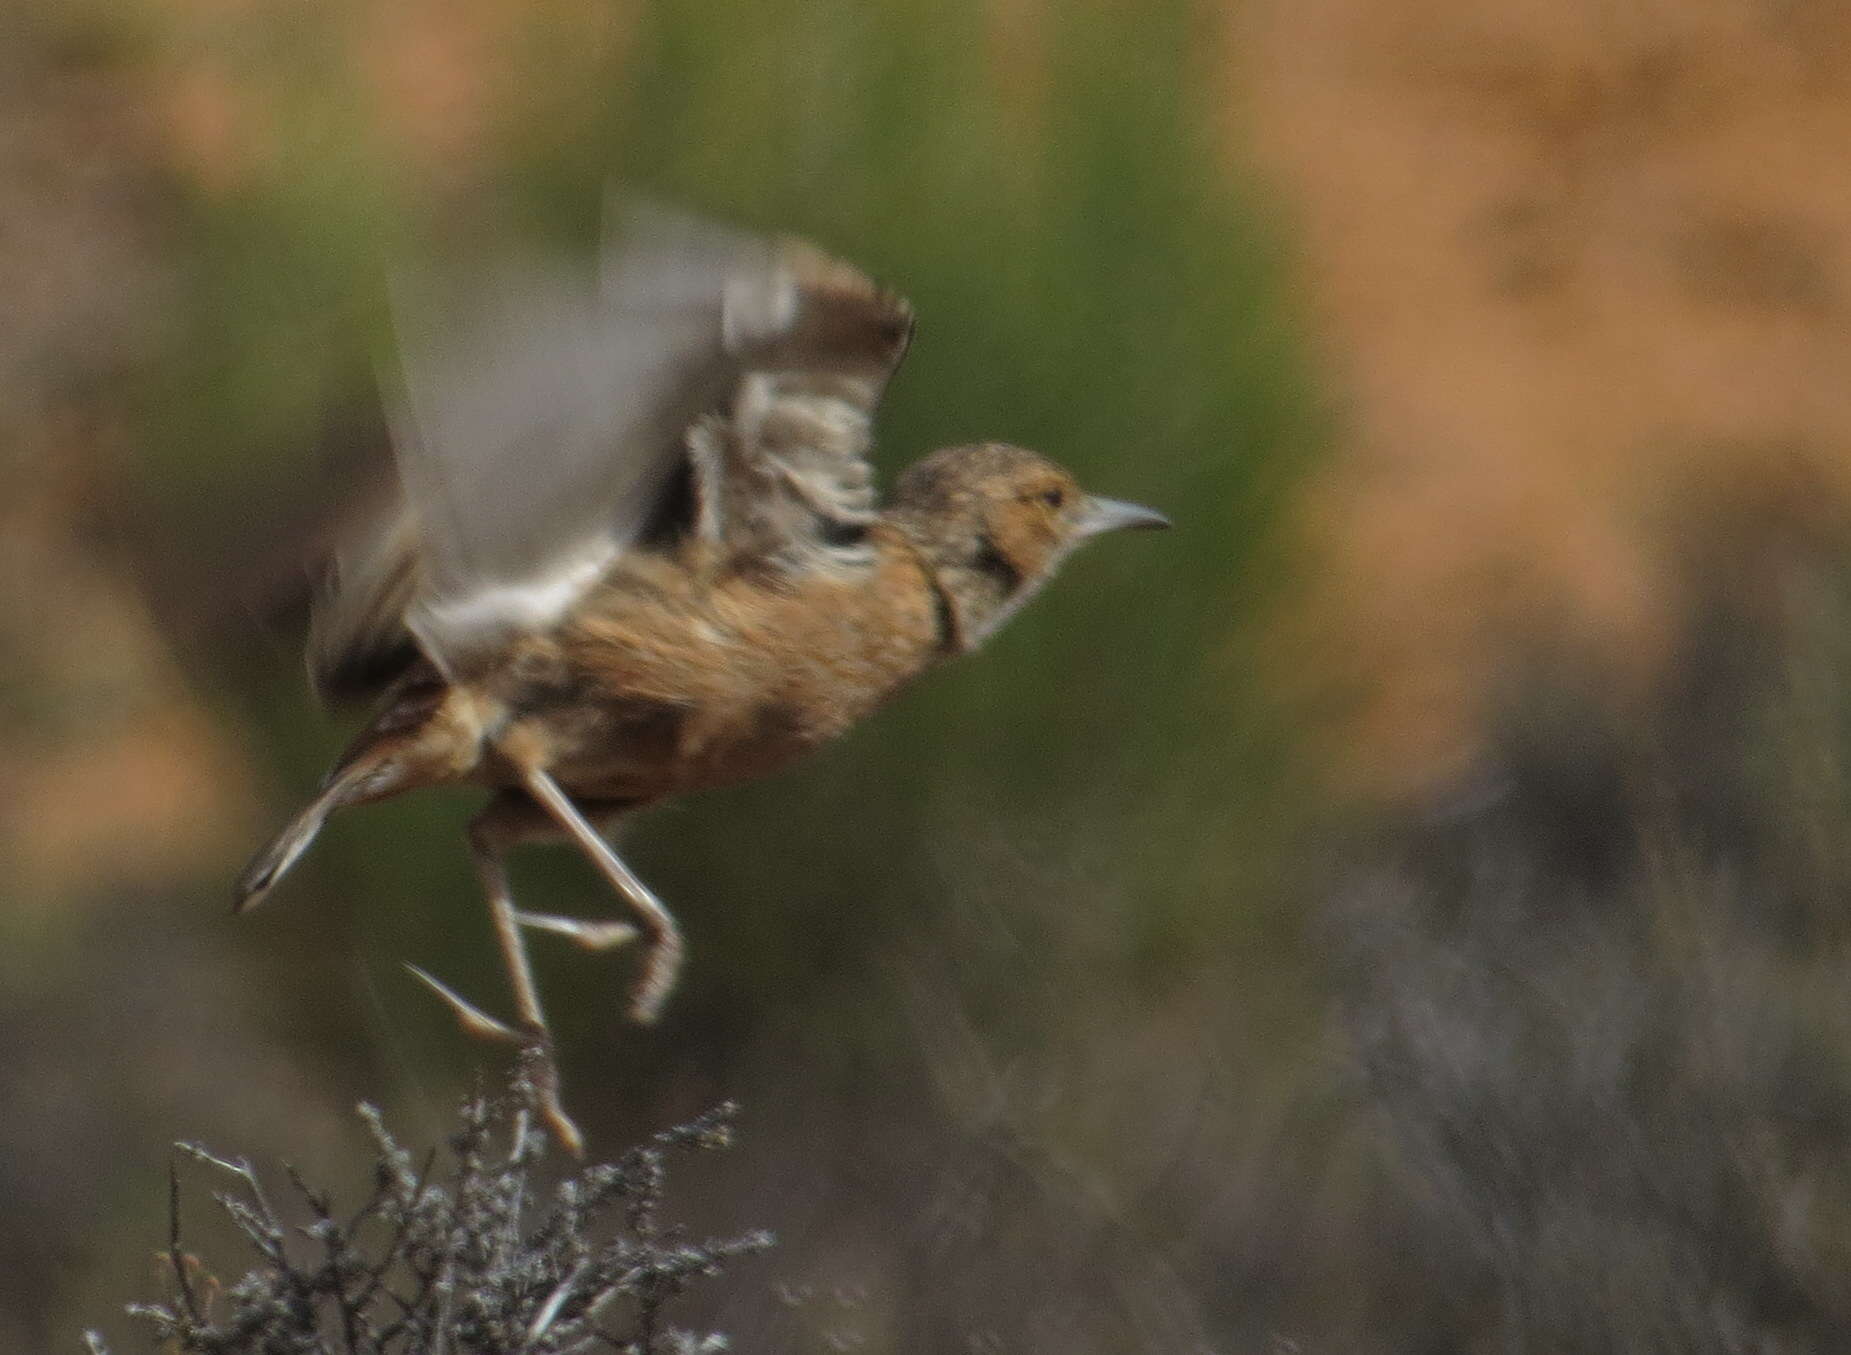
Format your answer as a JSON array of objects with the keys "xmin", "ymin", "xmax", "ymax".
[{"xmin": 1076, "ymin": 495, "xmax": 1172, "ymax": 538}]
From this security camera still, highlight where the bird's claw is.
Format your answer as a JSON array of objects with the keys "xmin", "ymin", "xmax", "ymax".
[
  {"xmin": 514, "ymin": 910, "xmax": 640, "ymax": 951},
  {"xmin": 404, "ymin": 962, "xmax": 586, "ymax": 1155},
  {"xmin": 405, "ymin": 962, "xmax": 524, "ymax": 1042},
  {"xmin": 626, "ymin": 928, "xmax": 685, "ymax": 1026},
  {"xmin": 523, "ymin": 1054, "xmax": 586, "ymax": 1158}
]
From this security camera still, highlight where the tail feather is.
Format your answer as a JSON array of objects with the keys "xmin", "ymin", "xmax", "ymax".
[
  {"xmin": 234, "ymin": 752, "xmax": 401, "ymax": 912},
  {"xmin": 236, "ymin": 677, "xmax": 471, "ymax": 912},
  {"xmin": 234, "ymin": 780, "xmax": 343, "ymax": 913}
]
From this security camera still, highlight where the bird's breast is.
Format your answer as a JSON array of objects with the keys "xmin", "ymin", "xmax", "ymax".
[{"xmin": 525, "ymin": 541, "xmax": 942, "ymax": 800}]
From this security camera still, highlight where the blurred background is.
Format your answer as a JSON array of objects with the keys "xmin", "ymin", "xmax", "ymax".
[{"xmin": 10, "ymin": 0, "xmax": 1851, "ymax": 1349}]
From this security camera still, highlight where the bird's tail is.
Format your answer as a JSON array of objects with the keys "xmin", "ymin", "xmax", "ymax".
[
  {"xmin": 234, "ymin": 752, "xmax": 398, "ymax": 913},
  {"xmin": 236, "ymin": 677, "xmax": 473, "ymax": 912}
]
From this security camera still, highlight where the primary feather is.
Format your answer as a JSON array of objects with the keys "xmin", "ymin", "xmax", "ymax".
[{"xmin": 307, "ymin": 202, "xmax": 914, "ymax": 703}]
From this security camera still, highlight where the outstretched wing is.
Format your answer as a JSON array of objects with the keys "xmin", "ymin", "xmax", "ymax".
[
  {"xmin": 682, "ymin": 239, "xmax": 914, "ymax": 569},
  {"xmin": 308, "ymin": 203, "xmax": 909, "ymax": 699}
]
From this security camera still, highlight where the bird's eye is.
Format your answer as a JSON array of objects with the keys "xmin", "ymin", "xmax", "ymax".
[{"xmin": 1039, "ymin": 487, "xmax": 1067, "ymax": 510}]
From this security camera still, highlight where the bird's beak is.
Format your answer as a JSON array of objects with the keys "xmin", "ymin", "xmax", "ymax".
[{"xmin": 1076, "ymin": 495, "xmax": 1172, "ymax": 537}]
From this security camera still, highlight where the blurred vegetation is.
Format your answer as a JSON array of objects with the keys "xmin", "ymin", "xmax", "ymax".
[
  {"xmin": 15, "ymin": 0, "xmax": 1851, "ymax": 1350},
  {"xmin": 105, "ymin": 1073, "xmax": 768, "ymax": 1355},
  {"xmin": 22, "ymin": 1, "xmax": 1323, "ymax": 1350},
  {"xmin": 115, "ymin": 0, "xmax": 1317, "ymax": 1121}
]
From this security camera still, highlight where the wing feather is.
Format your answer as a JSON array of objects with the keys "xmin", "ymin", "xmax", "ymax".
[
  {"xmin": 306, "ymin": 202, "xmax": 913, "ymax": 699},
  {"xmin": 691, "ymin": 241, "xmax": 913, "ymax": 567},
  {"xmin": 386, "ymin": 206, "xmax": 792, "ymax": 677}
]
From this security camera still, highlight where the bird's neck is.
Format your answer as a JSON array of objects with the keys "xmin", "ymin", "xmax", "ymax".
[{"xmin": 880, "ymin": 514, "xmax": 1019, "ymax": 656}]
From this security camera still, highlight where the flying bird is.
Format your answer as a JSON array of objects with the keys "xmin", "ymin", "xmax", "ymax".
[{"xmin": 236, "ymin": 202, "xmax": 1170, "ymax": 1152}]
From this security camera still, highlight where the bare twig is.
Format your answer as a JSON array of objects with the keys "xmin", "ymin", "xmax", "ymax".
[{"xmin": 104, "ymin": 1078, "xmax": 769, "ymax": 1354}]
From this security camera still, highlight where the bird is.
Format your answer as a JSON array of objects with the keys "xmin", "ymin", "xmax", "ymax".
[{"xmin": 234, "ymin": 200, "xmax": 1170, "ymax": 1153}]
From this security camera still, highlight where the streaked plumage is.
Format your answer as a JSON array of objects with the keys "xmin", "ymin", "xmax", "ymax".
[{"xmin": 237, "ymin": 200, "xmax": 1168, "ymax": 1153}]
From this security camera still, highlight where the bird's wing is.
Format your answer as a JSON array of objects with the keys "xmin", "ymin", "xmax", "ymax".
[
  {"xmin": 682, "ymin": 238, "xmax": 914, "ymax": 569},
  {"xmin": 383, "ymin": 202, "xmax": 800, "ymax": 682},
  {"xmin": 308, "ymin": 202, "xmax": 908, "ymax": 697}
]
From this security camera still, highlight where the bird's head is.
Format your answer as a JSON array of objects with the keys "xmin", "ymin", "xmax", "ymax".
[{"xmin": 891, "ymin": 442, "xmax": 1170, "ymax": 652}]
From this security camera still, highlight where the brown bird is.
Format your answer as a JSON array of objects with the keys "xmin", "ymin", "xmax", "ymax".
[{"xmin": 235, "ymin": 202, "xmax": 1169, "ymax": 1152}]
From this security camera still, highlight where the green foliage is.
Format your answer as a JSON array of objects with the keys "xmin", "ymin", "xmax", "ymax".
[
  {"xmin": 132, "ymin": 0, "xmax": 1317, "ymax": 1053},
  {"xmin": 594, "ymin": 0, "xmax": 1315, "ymax": 1015}
]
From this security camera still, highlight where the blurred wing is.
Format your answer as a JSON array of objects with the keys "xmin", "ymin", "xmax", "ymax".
[
  {"xmin": 385, "ymin": 203, "xmax": 806, "ymax": 680},
  {"xmin": 306, "ymin": 202, "xmax": 914, "ymax": 697},
  {"xmin": 691, "ymin": 238, "xmax": 914, "ymax": 567}
]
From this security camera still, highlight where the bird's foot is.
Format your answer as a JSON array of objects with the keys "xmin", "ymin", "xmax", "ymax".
[
  {"xmin": 514, "ymin": 910, "xmax": 640, "ymax": 951},
  {"xmin": 404, "ymin": 963, "xmax": 586, "ymax": 1156},
  {"xmin": 626, "ymin": 926, "xmax": 685, "ymax": 1026},
  {"xmin": 508, "ymin": 909, "xmax": 671, "ymax": 1026},
  {"xmin": 405, "ymin": 962, "xmax": 523, "ymax": 1042},
  {"xmin": 522, "ymin": 1050, "xmax": 585, "ymax": 1158}
]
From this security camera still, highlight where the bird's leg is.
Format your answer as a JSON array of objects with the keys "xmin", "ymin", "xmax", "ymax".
[
  {"xmin": 469, "ymin": 811, "xmax": 551, "ymax": 1033},
  {"xmin": 407, "ymin": 797, "xmax": 587, "ymax": 1156},
  {"xmin": 468, "ymin": 804, "xmax": 586, "ymax": 1156},
  {"xmin": 518, "ymin": 766, "xmax": 685, "ymax": 1024}
]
